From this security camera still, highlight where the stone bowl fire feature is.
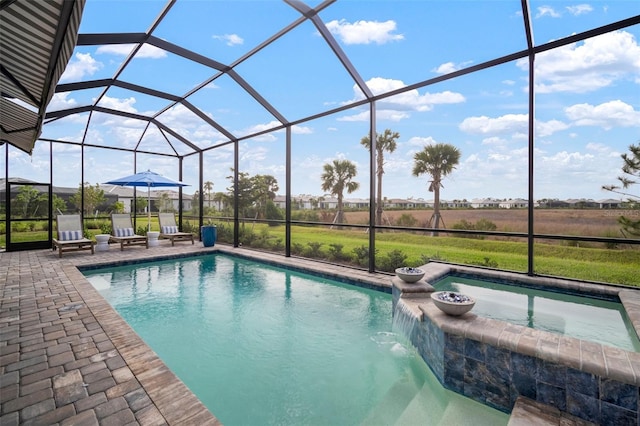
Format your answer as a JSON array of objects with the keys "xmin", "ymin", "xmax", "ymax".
[
  {"xmin": 431, "ymin": 291, "xmax": 476, "ymax": 316},
  {"xmin": 395, "ymin": 267, "xmax": 425, "ymax": 283}
]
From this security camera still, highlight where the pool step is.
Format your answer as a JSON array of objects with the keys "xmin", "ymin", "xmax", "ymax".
[
  {"xmin": 360, "ymin": 353, "xmax": 430, "ymax": 425},
  {"xmin": 508, "ymin": 396, "xmax": 597, "ymax": 426},
  {"xmin": 360, "ymin": 374, "xmax": 422, "ymax": 425},
  {"xmin": 392, "ymin": 377, "xmax": 449, "ymax": 425},
  {"xmin": 394, "ymin": 381, "xmax": 510, "ymax": 425},
  {"xmin": 361, "ymin": 353, "xmax": 510, "ymax": 425}
]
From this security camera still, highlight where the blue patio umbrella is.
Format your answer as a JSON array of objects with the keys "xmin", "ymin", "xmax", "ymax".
[{"xmin": 105, "ymin": 170, "xmax": 189, "ymax": 231}]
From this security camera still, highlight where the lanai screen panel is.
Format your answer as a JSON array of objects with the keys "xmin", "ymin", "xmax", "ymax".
[
  {"xmin": 529, "ymin": 0, "xmax": 640, "ymax": 43},
  {"xmin": 185, "ymin": 73, "xmax": 283, "ymax": 141},
  {"xmin": 319, "ymin": 1, "xmax": 529, "ymax": 89},
  {"xmin": 40, "ymin": 112, "xmax": 92, "ymax": 144},
  {"xmin": 233, "ymin": 18, "xmax": 367, "ymax": 121},
  {"xmin": 152, "ymin": 0, "xmax": 301, "ymax": 66}
]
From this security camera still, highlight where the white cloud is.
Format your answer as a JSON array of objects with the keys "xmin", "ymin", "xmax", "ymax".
[
  {"xmin": 96, "ymin": 43, "xmax": 167, "ymax": 59},
  {"xmin": 459, "ymin": 114, "xmax": 569, "ymax": 138},
  {"xmin": 536, "ymin": 119, "xmax": 570, "ymax": 137},
  {"xmin": 339, "ymin": 77, "xmax": 465, "ymax": 121},
  {"xmin": 97, "ymin": 95, "xmax": 138, "ymax": 113},
  {"xmin": 240, "ymin": 121, "xmax": 282, "ymax": 137},
  {"xmin": 586, "ymin": 142, "xmax": 619, "ymax": 157},
  {"xmin": 540, "ymin": 150, "xmax": 595, "ymax": 168},
  {"xmin": 406, "ymin": 136, "xmax": 437, "ymax": 147},
  {"xmin": 213, "ymin": 34, "xmax": 244, "ymax": 46},
  {"xmin": 532, "ymin": 145, "xmax": 624, "ymax": 197},
  {"xmin": 535, "ymin": 6, "xmax": 561, "ymax": 18},
  {"xmin": 482, "ymin": 136, "xmax": 508, "ymax": 146},
  {"xmin": 238, "ymin": 120, "xmax": 312, "ymax": 138},
  {"xmin": 325, "ymin": 19, "xmax": 404, "ymax": 45},
  {"xmin": 566, "ymin": 4, "xmax": 593, "ymax": 16},
  {"xmin": 292, "ymin": 124, "xmax": 313, "ymax": 135},
  {"xmin": 517, "ymin": 30, "xmax": 640, "ymax": 93},
  {"xmin": 48, "ymin": 93, "xmax": 78, "ymax": 111},
  {"xmin": 60, "ymin": 53, "xmax": 102, "ymax": 82},
  {"xmin": 564, "ymin": 100, "xmax": 640, "ymax": 129},
  {"xmin": 488, "ymin": 153, "xmax": 511, "ymax": 161},
  {"xmin": 459, "ymin": 114, "xmax": 528, "ymax": 135},
  {"xmin": 433, "ymin": 61, "xmax": 474, "ymax": 75},
  {"xmin": 375, "ymin": 110, "xmax": 412, "ymax": 121},
  {"xmin": 434, "ymin": 62, "xmax": 458, "ymax": 74},
  {"xmin": 338, "ymin": 111, "xmax": 370, "ymax": 122},
  {"xmin": 240, "ymin": 144, "xmax": 268, "ymax": 162}
]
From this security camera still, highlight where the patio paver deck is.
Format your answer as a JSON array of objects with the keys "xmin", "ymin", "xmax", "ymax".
[{"xmin": 1, "ymin": 241, "xmax": 223, "ymax": 425}]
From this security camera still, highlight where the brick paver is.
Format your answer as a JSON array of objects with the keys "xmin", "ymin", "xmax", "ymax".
[{"xmin": 1, "ymin": 243, "xmax": 222, "ymax": 425}]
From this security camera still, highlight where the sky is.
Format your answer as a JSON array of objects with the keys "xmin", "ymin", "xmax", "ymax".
[{"xmin": 6, "ymin": 0, "xmax": 640, "ymax": 202}]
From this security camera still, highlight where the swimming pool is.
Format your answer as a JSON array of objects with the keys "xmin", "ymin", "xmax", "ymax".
[
  {"xmin": 84, "ymin": 254, "xmax": 508, "ymax": 425},
  {"xmin": 434, "ymin": 274, "xmax": 640, "ymax": 351}
]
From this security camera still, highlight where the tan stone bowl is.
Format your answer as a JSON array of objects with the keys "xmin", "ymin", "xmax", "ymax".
[{"xmin": 431, "ymin": 291, "xmax": 476, "ymax": 316}]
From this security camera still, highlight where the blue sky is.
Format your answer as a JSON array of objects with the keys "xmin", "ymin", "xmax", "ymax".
[{"xmin": 8, "ymin": 0, "xmax": 640, "ymax": 202}]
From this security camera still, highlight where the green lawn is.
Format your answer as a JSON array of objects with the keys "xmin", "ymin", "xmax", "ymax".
[
  {"xmin": 4, "ymin": 219, "xmax": 639, "ymax": 286},
  {"xmin": 236, "ymin": 223, "xmax": 640, "ymax": 286}
]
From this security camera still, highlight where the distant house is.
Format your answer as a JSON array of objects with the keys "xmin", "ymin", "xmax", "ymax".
[
  {"xmin": 385, "ymin": 198, "xmax": 409, "ymax": 208},
  {"xmin": 442, "ymin": 199, "xmax": 469, "ymax": 208},
  {"xmin": 152, "ymin": 189, "xmax": 192, "ymax": 212},
  {"xmin": 470, "ymin": 198, "xmax": 501, "ymax": 209},
  {"xmin": 499, "ymin": 198, "xmax": 528, "ymax": 209},
  {"xmin": 565, "ymin": 198, "xmax": 599, "ymax": 209},
  {"xmin": 273, "ymin": 195, "xmax": 286, "ymax": 209},
  {"xmin": 319, "ymin": 197, "xmax": 338, "ymax": 209},
  {"xmin": 596, "ymin": 198, "xmax": 623, "ymax": 209},
  {"xmin": 344, "ymin": 198, "xmax": 369, "ymax": 209},
  {"xmin": 96, "ymin": 185, "xmax": 192, "ymax": 213}
]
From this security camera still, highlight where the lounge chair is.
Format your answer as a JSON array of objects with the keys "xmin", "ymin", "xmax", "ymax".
[
  {"xmin": 158, "ymin": 213, "xmax": 194, "ymax": 246},
  {"xmin": 110, "ymin": 214, "xmax": 148, "ymax": 250},
  {"xmin": 52, "ymin": 214, "xmax": 95, "ymax": 258}
]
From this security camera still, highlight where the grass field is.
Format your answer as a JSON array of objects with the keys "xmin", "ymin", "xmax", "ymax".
[
  {"xmin": 270, "ymin": 224, "xmax": 639, "ymax": 286},
  {"xmin": 3, "ymin": 209, "xmax": 638, "ymax": 286},
  {"xmin": 344, "ymin": 208, "xmax": 626, "ymax": 238}
]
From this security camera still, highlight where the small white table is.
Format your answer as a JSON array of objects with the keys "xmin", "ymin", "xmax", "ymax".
[
  {"xmin": 95, "ymin": 234, "xmax": 110, "ymax": 252},
  {"xmin": 147, "ymin": 231, "xmax": 160, "ymax": 247}
]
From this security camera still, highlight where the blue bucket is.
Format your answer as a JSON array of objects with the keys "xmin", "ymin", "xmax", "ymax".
[{"xmin": 201, "ymin": 225, "xmax": 217, "ymax": 247}]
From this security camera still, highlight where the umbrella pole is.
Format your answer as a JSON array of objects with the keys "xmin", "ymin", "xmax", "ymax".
[{"xmin": 147, "ymin": 186, "xmax": 151, "ymax": 232}]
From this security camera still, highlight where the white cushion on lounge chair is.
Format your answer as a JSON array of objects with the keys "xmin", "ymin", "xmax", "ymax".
[
  {"xmin": 110, "ymin": 214, "xmax": 148, "ymax": 250},
  {"xmin": 59, "ymin": 230, "xmax": 83, "ymax": 241},
  {"xmin": 161, "ymin": 225, "xmax": 178, "ymax": 234},
  {"xmin": 158, "ymin": 213, "xmax": 194, "ymax": 246},
  {"xmin": 52, "ymin": 215, "xmax": 95, "ymax": 258},
  {"xmin": 115, "ymin": 227, "xmax": 134, "ymax": 237}
]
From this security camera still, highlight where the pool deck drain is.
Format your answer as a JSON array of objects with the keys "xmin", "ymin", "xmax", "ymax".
[{"xmin": 1, "ymin": 242, "xmax": 579, "ymax": 425}]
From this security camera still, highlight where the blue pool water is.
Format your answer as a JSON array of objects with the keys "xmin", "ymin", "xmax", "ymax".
[
  {"xmin": 84, "ymin": 254, "xmax": 508, "ymax": 425},
  {"xmin": 435, "ymin": 275, "xmax": 640, "ymax": 352}
]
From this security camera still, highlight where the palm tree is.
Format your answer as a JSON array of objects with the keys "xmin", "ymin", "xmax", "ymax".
[
  {"xmin": 212, "ymin": 191, "xmax": 226, "ymax": 211},
  {"xmin": 203, "ymin": 181, "xmax": 214, "ymax": 209},
  {"xmin": 361, "ymin": 128, "xmax": 399, "ymax": 226},
  {"xmin": 321, "ymin": 159, "xmax": 359, "ymax": 225},
  {"xmin": 412, "ymin": 143, "xmax": 461, "ymax": 234}
]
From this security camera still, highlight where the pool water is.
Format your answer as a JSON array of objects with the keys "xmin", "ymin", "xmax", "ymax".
[
  {"xmin": 84, "ymin": 254, "xmax": 508, "ymax": 425},
  {"xmin": 434, "ymin": 275, "xmax": 640, "ymax": 352}
]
